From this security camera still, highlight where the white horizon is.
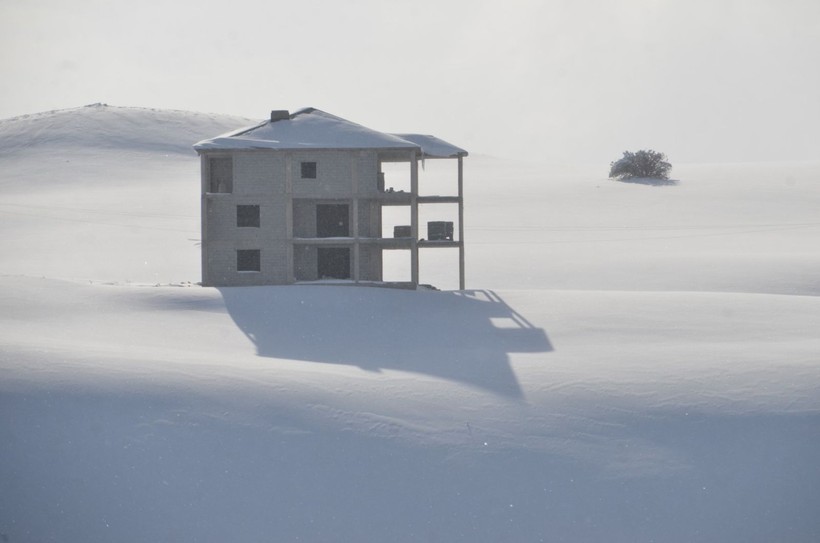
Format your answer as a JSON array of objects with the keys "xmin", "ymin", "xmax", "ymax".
[{"xmin": 2, "ymin": 0, "xmax": 819, "ymax": 163}]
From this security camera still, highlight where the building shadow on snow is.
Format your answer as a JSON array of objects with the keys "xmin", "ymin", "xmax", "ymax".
[{"xmin": 217, "ymin": 286, "xmax": 553, "ymax": 399}]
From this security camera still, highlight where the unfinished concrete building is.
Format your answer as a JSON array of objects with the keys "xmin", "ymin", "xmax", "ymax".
[{"xmin": 194, "ymin": 108, "xmax": 467, "ymax": 288}]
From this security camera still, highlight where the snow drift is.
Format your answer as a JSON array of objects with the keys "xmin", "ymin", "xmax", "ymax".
[{"xmin": 1, "ymin": 105, "xmax": 819, "ymax": 542}]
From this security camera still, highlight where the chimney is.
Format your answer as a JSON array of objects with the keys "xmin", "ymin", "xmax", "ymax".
[{"xmin": 270, "ymin": 110, "xmax": 290, "ymax": 122}]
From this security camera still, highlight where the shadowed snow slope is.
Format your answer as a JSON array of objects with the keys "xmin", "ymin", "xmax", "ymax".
[{"xmin": 1, "ymin": 106, "xmax": 819, "ymax": 543}]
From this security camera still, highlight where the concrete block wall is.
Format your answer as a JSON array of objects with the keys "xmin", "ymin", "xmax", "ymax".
[
  {"xmin": 292, "ymin": 200, "xmax": 318, "ymax": 238},
  {"xmin": 360, "ymin": 200, "xmax": 382, "ymax": 238},
  {"xmin": 293, "ymin": 245, "xmax": 319, "ymax": 281},
  {"xmin": 358, "ymin": 245, "xmax": 382, "ymax": 281},
  {"xmin": 292, "ymin": 245, "xmax": 382, "ymax": 282},
  {"xmin": 201, "ymin": 149, "xmax": 394, "ymax": 286},
  {"xmin": 204, "ymin": 241, "xmax": 289, "ymax": 286},
  {"xmin": 204, "ymin": 197, "xmax": 288, "ymax": 242},
  {"xmin": 234, "ymin": 152, "xmax": 287, "ymax": 196},
  {"xmin": 291, "ymin": 150, "xmax": 380, "ymax": 198}
]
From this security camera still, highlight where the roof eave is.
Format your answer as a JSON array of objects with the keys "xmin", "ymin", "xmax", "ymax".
[{"xmin": 192, "ymin": 142, "xmax": 421, "ymax": 154}]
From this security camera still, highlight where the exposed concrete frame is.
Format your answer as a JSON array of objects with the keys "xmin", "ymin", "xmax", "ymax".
[
  {"xmin": 458, "ymin": 155, "xmax": 465, "ymax": 290},
  {"xmin": 410, "ymin": 150, "xmax": 420, "ymax": 286},
  {"xmin": 409, "ymin": 151, "xmax": 465, "ymax": 290}
]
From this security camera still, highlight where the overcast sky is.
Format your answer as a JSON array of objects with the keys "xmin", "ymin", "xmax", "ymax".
[{"xmin": 2, "ymin": 0, "xmax": 818, "ymax": 163}]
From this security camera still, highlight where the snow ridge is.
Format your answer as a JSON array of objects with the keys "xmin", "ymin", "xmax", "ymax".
[{"xmin": 0, "ymin": 103, "xmax": 256, "ymax": 156}]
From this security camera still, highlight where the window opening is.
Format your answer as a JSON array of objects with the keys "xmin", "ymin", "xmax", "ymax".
[
  {"xmin": 316, "ymin": 204, "xmax": 349, "ymax": 237},
  {"xmin": 236, "ymin": 205, "xmax": 260, "ymax": 227},
  {"xmin": 317, "ymin": 248, "xmax": 350, "ymax": 279},
  {"xmin": 209, "ymin": 157, "xmax": 233, "ymax": 193},
  {"xmin": 301, "ymin": 161, "xmax": 317, "ymax": 179},
  {"xmin": 237, "ymin": 249, "xmax": 261, "ymax": 272}
]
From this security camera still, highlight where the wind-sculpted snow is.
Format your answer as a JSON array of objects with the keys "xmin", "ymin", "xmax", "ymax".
[
  {"xmin": 2, "ymin": 277, "xmax": 819, "ymax": 542},
  {"xmin": 1, "ymin": 106, "xmax": 819, "ymax": 542}
]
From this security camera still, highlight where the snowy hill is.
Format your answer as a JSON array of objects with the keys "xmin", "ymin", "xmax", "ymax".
[
  {"xmin": 0, "ymin": 103, "xmax": 255, "ymax": 156},
  {"xmin": 1, "ymin": 106, "xmax": 819, "ymax": 542},
  {"xmin": 0, "ymin": 105, "xmax": 254, "ymax": 282}
]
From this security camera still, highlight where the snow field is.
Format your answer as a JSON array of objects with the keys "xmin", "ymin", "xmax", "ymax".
[{"xmin": 1, "ymin": 105, "xmax": 819, "ymax": 542}]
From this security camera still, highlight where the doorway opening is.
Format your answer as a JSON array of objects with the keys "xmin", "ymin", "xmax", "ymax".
[
  {"xmin": 318, "ymin": 248, "xmax": 351, "ymax": 279},
  {"xmin": 316, "ymin": 204, "xmax": 350, "ymax": 237}
]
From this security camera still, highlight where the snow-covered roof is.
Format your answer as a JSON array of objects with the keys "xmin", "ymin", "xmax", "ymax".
[
  {"xmin": 390, "ymin": 133, "xmax": 467, "ymax": 159},
  {"xmin": 193, "ymin": 108, "xmax": 467, "ymax": 158}
]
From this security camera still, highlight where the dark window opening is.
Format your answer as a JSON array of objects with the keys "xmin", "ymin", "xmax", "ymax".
[
  {"xmin": 301, "ymin": 161, "xmax": 317, "ymax": 179},
  {"xmin": 209, "ymin": 157, "xmax": 233, "ymax": 193},
  {"xmin": 316, "ymin": 204, "xmax": 349, "ymax": 237},
  {"xmin": 318, "ymin": 248, "xmax": 350, "ymax": 279},
  {"xmin": 237, "ymin": 249, "xmax": 261, "ymax": 272},
  {"xmin": 236, "ymin": 205, "xmax": 260, "ymax": 227}
]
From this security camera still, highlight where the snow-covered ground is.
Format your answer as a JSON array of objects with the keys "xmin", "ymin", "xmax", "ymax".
[{"xmin": 1, "ymin": 104, "xmax": 819, "ymax": 542}]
